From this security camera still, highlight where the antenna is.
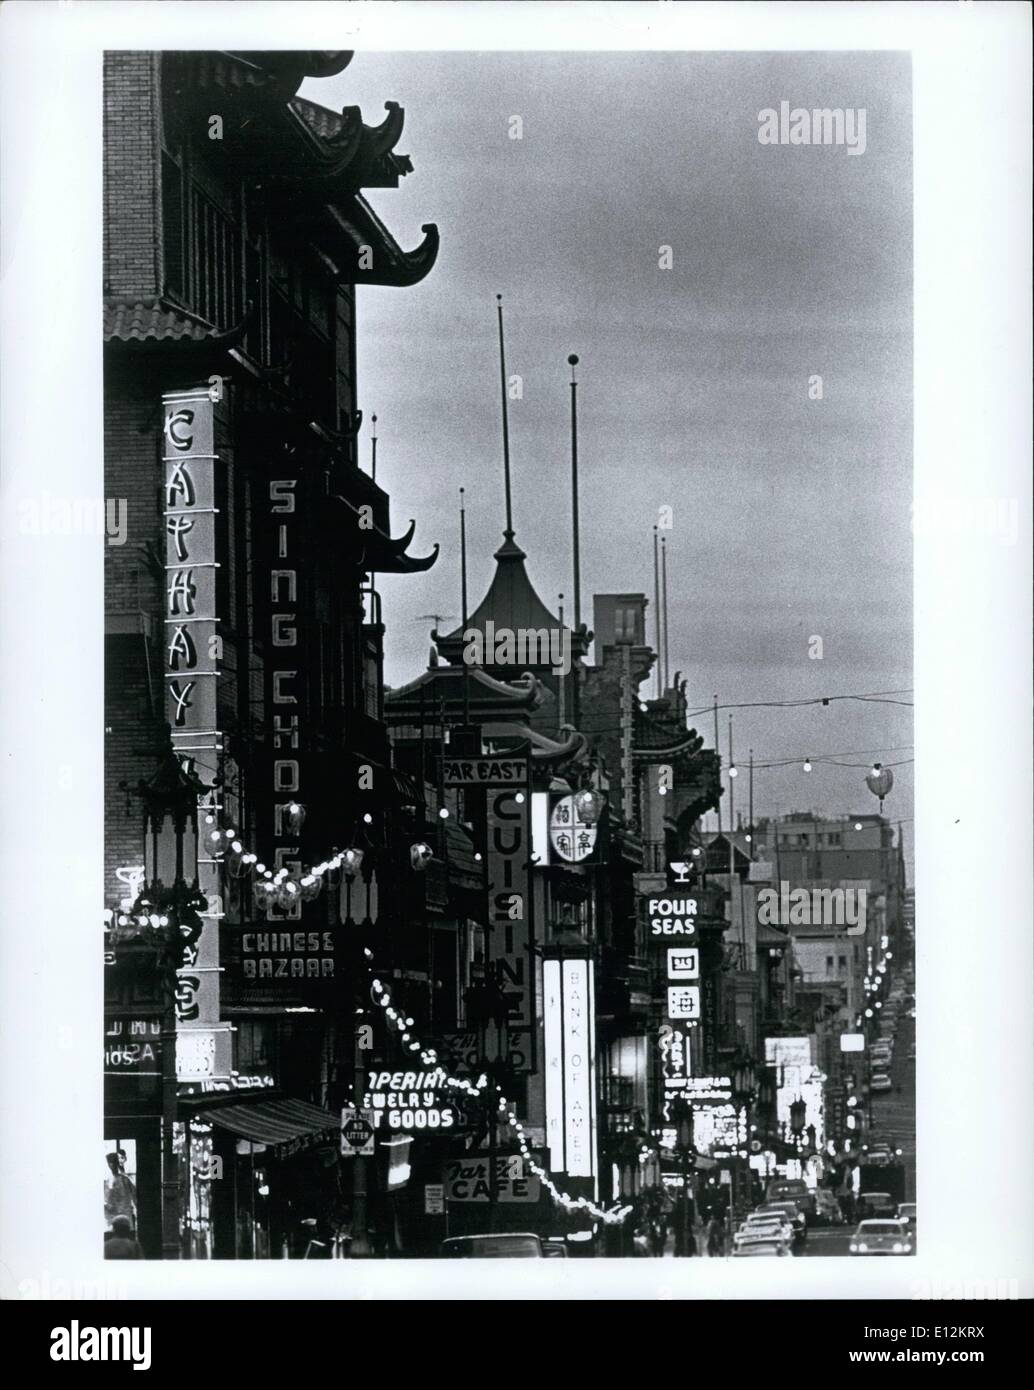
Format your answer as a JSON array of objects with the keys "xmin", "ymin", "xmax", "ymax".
[
  {"xmin": 459, "ymin": 488, "xmax": 469, "ymax": 627},
  {"xmin": 661, "ymin": 534, "xmax": 670, "ymax": 693},
  {"xmin": 568, "ymin": 354, "xmax": 581, "ymax": 634},
  {"xmin": 370, "ymin": 413, "xmax": 378, "ymax": 483},
  {"xmin": 496, "ymin": 295, "xmax": 514, "ymax": 540},
  {"xmin": 653, "ymin": 526, "xmax": 662, "ymax": 698}
]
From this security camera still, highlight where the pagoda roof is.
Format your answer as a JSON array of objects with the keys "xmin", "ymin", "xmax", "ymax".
[
  {"xmin": 165, "ymin": 53, "xmax": 438, "ymax": 289},
  {"xmin": 480, "ymin": 723, "xmax": 590, "ymax": 765},
  {"xmin": 385, "ymin": 666, "xmax": 545, "ymax": 721},
  {"xmin": 435, "ymin": 534, "xmax": 589, "ymax": 664}
]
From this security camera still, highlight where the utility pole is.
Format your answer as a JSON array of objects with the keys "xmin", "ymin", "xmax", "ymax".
[
  {"xmin": 350, "ymin": 1008, "xmax": 372, "ymax": 1257},
  {"xmin": 620, "ymin": 642, "xmax": 634, "ymax": 825}
]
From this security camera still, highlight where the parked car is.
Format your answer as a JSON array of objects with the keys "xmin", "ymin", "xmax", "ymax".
[
  {"xmin": 733, "ymin": 1238, "xmax": 790, "ymax": 1257},
  {"xmin": 858, "ymin": 1191, "xmax": 898, "ymax": 1219},
  {"xmin": 765, "ymin": 1177, "xmax": 816, "ymax": 1219},
  {"xmin": 897, "ymin": 1202, "xmax": 917, "ymax": 1244},
  {"xmin": 738, "ymin": 1215, "xmax": 794, "ymax": 1248},
  {"xmin": 441, "ymin": 1233, "xmax": 543, "ymax": 1257},
  {"xmin": 849, "ymin": 1219, "xmax": 913, "ymax": 1255},
  {"xmin": 870, "ymin": 1071, "xmax": 893, "ymax": 1093},
  {"xmin": 865, "ymin": 1142, "xmax": 893, "ymax": 1165},
  {"xmin": 754, "ymin": 1202, "xmax": 807, "ymax": 1245}
]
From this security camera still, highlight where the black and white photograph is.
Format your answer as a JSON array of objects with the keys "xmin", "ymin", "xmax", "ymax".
[{"xmin": 1, "ymin": 0, "xmax": 1031, "ymax": 1341}]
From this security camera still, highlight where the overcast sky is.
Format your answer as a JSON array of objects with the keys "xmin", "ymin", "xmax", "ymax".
[{"xmin": 303, "ymin": 50, "xmax": 913, "ymax": 863}]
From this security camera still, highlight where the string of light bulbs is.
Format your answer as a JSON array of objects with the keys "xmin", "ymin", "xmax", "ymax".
[
  {"xmin": 114, "ymin": 811, "xmax": 635, "ymax": 1227},
  {"xmin": 363, "ymin": 951, "xmax": 634, "ymax": 1226}
]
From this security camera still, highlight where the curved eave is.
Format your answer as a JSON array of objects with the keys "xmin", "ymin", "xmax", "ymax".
[
  {"xmin": 327, "ymin": 200, "xmax": 439, "ymax": 287},
  {"xmin": 357, "ymin": 101, "xmax": 406, "ymax": 166},
  {"xmin": 285, "ymin": 100, "xmax": 365, "ymax": 176},
  {"xmin": 223, "ymin": 50, "xmax": 353, "ymax": 96},
  {"xmin": 482, "ymin": 723, "xmax": 589, "ymax": 763},
  {"xmin": 363, "ymin": 541, "xmax": 439, "ymax": 575},
  {"xmin": 631, "ymin": 738, "xmax": 704, "ymax": 759},
  {"xmin": 385, "ymin": 667, "xmax": 543, "ymax": 709},
  {"xmin": 330, "ymin": 495, "xmax": 439, "ymax": 573}
]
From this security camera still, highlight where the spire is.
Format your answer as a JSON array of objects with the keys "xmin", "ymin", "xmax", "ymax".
[{"xmin": 496, "ymin": 294, "xmax": 515, "ymax": 543}]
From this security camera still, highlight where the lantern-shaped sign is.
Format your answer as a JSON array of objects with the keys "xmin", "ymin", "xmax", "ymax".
[{"xmin": 864, "ymin": 763, "xmax": 894, "ymax": 811}]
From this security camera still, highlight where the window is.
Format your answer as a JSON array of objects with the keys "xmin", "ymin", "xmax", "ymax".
[
  {"xmin": 839, "ymin": 955, "xmax": 847, "ymax": 970},
  {"xmin": 826, "ymin": 955, "xmax": 834, "ymax": 977},
  {"xmin": 615, "ymin": 604, "xmax": 639, "ymax": 643},
  {"xmin": 191, "ymin": 189, "xmax": 241, "ymax": 329},
  {"xmin": 161, "ymin": 150, "xmax": 185, "ymax": 297}
]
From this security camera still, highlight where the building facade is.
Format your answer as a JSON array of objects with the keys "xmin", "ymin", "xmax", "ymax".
[{"xmin": 103, "ymin": 49, "xmax": 440, "ymax": 1258}]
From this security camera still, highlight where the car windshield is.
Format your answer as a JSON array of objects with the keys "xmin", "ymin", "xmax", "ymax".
[
  {"xmin": 859, "ymin": 1222, "xmax": 903, "ymax": 1234},
  {"xmin": 443, "ymin": 1235, "xmax": 541, "ymax": 1257},
  {"xmin": 898, "ymin": 1205, "xmax": 916, "ymax": 1219}
]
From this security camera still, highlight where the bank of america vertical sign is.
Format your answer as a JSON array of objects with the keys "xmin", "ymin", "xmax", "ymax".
[
  {"xmin": 544, "ymin": 957, "xmax": 597, "ymax": 1181},
  {"xmin": 162, "ymin": 388, "xmax": 230, "ymax": 1081}
]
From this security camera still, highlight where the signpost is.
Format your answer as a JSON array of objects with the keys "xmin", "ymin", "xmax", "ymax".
[{"xmin": 340, "ymin": 1107, "xmax": 376, "ymax": 1157}]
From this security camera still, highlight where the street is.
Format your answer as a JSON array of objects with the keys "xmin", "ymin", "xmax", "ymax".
[{"xmin": 870, "ymin": 1006, "xmax": 917, "ymax": 1203}]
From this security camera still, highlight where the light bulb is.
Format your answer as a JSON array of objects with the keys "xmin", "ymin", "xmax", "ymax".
[
  {"xmin": 803, "ymin": 760, "xmax": 812, "ymax": 773},
  {"xmin": 439, "ymin": 807, "xmax": 449, "ymax": 819},
  {"xmin": 728, "ymin": 766, "xmax": 738, "ymax": 778},
  {"xmin": 363, "ymin": 813, "xmax": 373, "ymax": 824},
  {"xmin": 515, "ymin": 792, "xmax": 525, "ymax": 803}
]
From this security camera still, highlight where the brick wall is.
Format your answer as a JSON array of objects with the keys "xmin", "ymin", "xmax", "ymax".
[
  {"xmin": 104, "ymin": 357, "xmax": 164, "ymax": 904},
  {"xmin": 104, "ymin": 52, "xmax": 162, "ymax": 297}
]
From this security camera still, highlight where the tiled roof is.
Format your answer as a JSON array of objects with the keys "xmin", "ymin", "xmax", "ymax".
[
  {"xmin": 103, "ymin": 296, "xmax": 232, "ymax": 345},
  {"xmin": 290, "ymin": 95, "xmax": 350, "ymax": 142}
]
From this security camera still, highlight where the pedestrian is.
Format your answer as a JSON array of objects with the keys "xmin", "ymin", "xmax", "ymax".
[
  {"xmin": 104, "ymin": 1150, "xmax": 137, "ymax": 1230},
  {"xmin": 104, "ymin": 1214, "xmax": 143, "ymax": 1259},
  {"xmin": 706, "ymin": 1213, "xmax": 725, "ymax": 1258}
]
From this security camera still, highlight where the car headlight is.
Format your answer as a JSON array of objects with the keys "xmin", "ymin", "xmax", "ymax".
[
  {"xmin": 904, "ymin": 1242, "xmax": 912, "ymax": 1251},
  {"xmin": 849, "ymin": 1243, "xmax": 858, "ymax": 1252},
  {"xmin": 858, "ymin": 1243, "xmax": 868, "ymax": 1252},
  {"xmin": 892, "ymin": 1242, "xmax": 904, "ymax": 1252}
]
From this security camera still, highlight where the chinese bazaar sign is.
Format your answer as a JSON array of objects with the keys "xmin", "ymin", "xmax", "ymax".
[
  {"xmin": 162, "ymin": 389, "xmax": 230, "ymax": 1083},
  {"xmin": 543, "ymin": 957, "xmax": 598, "ymax": 1180},
  {"xmin": 485, "ymin": 761, "xmax": 534, "ymax": 1071}
]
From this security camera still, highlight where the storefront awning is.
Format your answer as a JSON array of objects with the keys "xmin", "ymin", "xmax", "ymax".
[{"xmin": 208, "ymin": 1098, "xmax": 338, "ymax": 1158}]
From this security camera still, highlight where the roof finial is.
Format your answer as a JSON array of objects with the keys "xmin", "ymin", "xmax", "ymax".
[
  {"xmin": 459, "ymin": 487, "xmax": 468, "ymax": 627},
  {"xmin": 568, "ymin": 353, "xmax": 581, "ymax": 638},
  {"xmin": 496, "ymin": 295, "xmax": 514, "ymax": 542}
]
